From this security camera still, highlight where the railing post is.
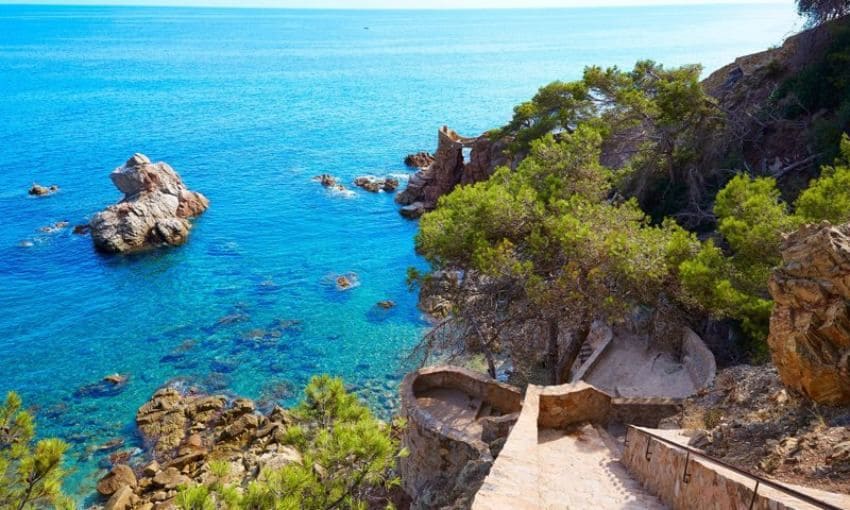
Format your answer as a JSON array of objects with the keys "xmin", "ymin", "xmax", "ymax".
[{"xmin": 748, "ymin": 480, "xmax": 760, "ymax": 510}]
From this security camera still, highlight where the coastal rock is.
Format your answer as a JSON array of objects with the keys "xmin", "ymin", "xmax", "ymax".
[
  {"xmin": 396, "ymin": 126, "xmax": 509, "ymax": 217},
  {"xmin": 399, "ymin": 202, "xmax": 426, "ymax": 219},
  {"xmin": 73, "ymin": 224, "xmax": 91, "ymax": 235},
  {"xmin": 135, "ymin": 388, "xmax": 188, "ymax": 455},
  {"xmin": 353, "ymin": 175, "xmax": 400, "ymax": 193},
  {"xmin": 377, "ymin": 300, "xmax": 396, "ymax": 309},
  {"xmin": 28, "ymin": 183, "xmax": 59, "ymax": 197},
  {"xmin": 404, "ymin": 151, "xmax": 435, "ymax": 169},
  {"xmin": 89, "ymin": 153, "xmax": 209, "ymax": 253},
  {"xmin": 767, "ymin": 222, "xmax": 850, "ymax": 404},
  {"xmin": 104, "ymin": 485, "xmax": 137, "ymax": 510},
  {"xmin": 315, "ymin": 174, "xmax": 338, "ymax": 187},
  {"xmin": 125, "ymin": 388, "xmax": 302, "ymax": 509},
  {"xmin": 97, "ymin": 464, "xmax": 137, "ymax": 496}
]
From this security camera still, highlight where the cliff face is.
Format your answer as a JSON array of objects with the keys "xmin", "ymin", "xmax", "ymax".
[
  {"xmin": 768, "ymin": 222, "xmax": 850, "ymax": 405},
  {"xmin": 702, "ymin": 18, "xmax": 845, "ymax": 198}
]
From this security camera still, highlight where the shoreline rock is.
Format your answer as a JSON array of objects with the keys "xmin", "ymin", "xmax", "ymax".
[
  {"xmin": 94, "ymin": 386, "xmax": 298, "ymax": 509},
  {"xmin": 404, "ymin": 151, "xmax": 435, "ymax": 169},
  {"xmin": 89, "ymin": 154, "xmax": 209, "ymax": 253},
  {"xmin": 353, "ymin": 175, "xmax": 400, "ymax": 193}
]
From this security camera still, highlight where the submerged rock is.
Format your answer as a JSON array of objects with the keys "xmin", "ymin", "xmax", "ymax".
[{"xmin": 89, "ymin": 153, "xmax": 209, "ymax": 253}]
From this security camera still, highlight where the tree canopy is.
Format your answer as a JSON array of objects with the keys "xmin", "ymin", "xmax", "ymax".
[
  {"xmin": 416, "ymin": 125, "xmax": 698, "ymax": 383},
  {"xmin": 798, "ymin": 0, "xmax": 850, "ymax": 24},
  {"xmin": 0, "ymin": 392, "xmax": 73, "ymax": 510}
]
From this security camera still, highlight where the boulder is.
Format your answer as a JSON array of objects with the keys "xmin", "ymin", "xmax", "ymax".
[
  {"xmin": 399, "ymin": 202, "xmax": 426, "ymax": 219},
  {"xmin": 768, "ymin": 222, "xmax": 850, "ymax": 404},
  {"xmin": 28, "ymin": 183, "xmax": 59, "ymax": 197},
  {"xmin": 404, "ymin": 151, "xmax": 435, "ymax": 169},
  {"xmin": 97, "ymin": 464, "xmax": 137, "ymax": 496},
  {"xmin": 152, "ymin": 467, "xmax": 190, "ymax": 489},
  {"xmin": 89, "ymin": 153, "xmax": 209, "ymax": 253},
  {"xmin": 353, "ymin": 175, "xmax": 400, "ymax": 193},
  {"xmin": 104, "ymin": 485, "xmax": 136, "ymax": 510}
]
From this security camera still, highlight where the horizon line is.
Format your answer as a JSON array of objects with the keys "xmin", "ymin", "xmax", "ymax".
[{"xmin": 0, "ymin": 1, "xmax": 792, "ymax": 11}]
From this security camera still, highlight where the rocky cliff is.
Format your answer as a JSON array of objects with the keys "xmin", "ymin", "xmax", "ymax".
[
  {"xmin": 90, "ymin": 154, "xmax": 209, "ymax": 253},
  {"xmin": 768, "ymin": 222, "xmax": 850, "ymax": 405},
  {"xmin": 396, "ymin": 126, "xmax": 509, "ymax": 218}
]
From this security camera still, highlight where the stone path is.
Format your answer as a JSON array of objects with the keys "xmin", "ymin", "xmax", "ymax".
[
  {"xmin": 584, "ymin": 333, "xmax": 696, "ymax": 399},
  {"xmin": 416, "ymin": 387, "xmax": 484, "ymax": 437},
  {"xmin": 472, "ymin": 386, "xmax": 667, "ymax": 510}
]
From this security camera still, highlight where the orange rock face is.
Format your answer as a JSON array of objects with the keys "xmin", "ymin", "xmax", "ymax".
[{"xmin": 767, "ymin": 222, "xmax": 850, "ymax": 405}]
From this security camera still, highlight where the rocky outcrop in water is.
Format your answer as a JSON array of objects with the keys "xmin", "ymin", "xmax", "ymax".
[
  {"xmin": 89, "ymin": 154, "xmax": 209, "ymax": 253},
  {"xmin": 28, "ymin": 183, "xmax": 59, "ymax": 197},
  {"xmin": 353, "ymin": 175, "xmax": 399, "ymax": 192},
  {"xmin": 396, "ymin": 126, "xmax": 509, "ymax": 218},
  {"xmin": 768, "ymin": 222, "xmax": 850, "ymax": 405},
  {"xmin": 404, "ymin": 151, "xmax": 435, "ymax": 169},
  {"xmin": 95, "ymin": 387, "xmax": 298, "ymax": 509}
]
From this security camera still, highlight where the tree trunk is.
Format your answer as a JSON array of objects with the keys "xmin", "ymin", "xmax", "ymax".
[
  {"xmin": 556, "ymin": 316, "xmax": 592, "ymax": 384},
  {"xmin": 547, "ymin": 318, "xmax": 560, "ymax": 385},
  {"xmin": 482, "ymin": 341, "xmax": 497, "ymax": 379}
]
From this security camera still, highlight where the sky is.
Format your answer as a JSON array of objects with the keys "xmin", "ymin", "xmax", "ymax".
[{"xmin": 0, "ymin": 0, "xmax": 793, "ymax": 10}]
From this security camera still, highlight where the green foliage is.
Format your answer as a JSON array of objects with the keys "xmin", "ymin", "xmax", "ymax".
[
  {"xmin": 499, "ymin": 60, "xmax": 722, "ymax": 222},
  {"xmin": 417, "ymin": 127, "xmax": 699, "ymax": 380},
  {"xmin": 680, "ymin": 137, "xmax": 850, "ymax": 346},
  {"xmin": 176, "ymin": 376, "xmax": 403, "ymax": 510},
  {"xmin": 0, "ymin": 392, "xmax": 73, "ymax": 510},
  {"xmin": 796, "ymin": 134, "xmax": 850, "ymax": 222}
]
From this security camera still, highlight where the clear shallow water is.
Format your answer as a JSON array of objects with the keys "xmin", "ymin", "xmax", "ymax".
[{"xmin": 0, "ymin": 3, "xmax": 799, "ymax": 498}]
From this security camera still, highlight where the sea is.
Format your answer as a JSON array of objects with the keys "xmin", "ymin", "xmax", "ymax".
[{"xmin": 0, "ymin": 2, "xmax": 800, "ymax": 499}]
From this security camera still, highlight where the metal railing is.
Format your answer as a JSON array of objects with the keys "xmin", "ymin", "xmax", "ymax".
[{"xmin": 625, "ymin": 426, "xmax": 845, "ymax": 510}]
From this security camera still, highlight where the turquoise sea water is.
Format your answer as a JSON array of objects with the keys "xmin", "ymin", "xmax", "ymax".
[{"xmin": 0, "ymin": 3, "xmax": 799, "ymax": 499}]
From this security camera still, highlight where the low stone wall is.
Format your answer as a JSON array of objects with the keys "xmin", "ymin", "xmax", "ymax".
[
  {"xmin": 538, "ymin": 381, "xmax": 612, "ymax": 428},
  {"xmin": 538, "ymin": 382, "xmax": 682, "ymax": 429},
  {"xmin": 681, "ymin": 327, "xmax": 717, "ymax": 390},
  {"xmin": 611, "ymin": 397, "xmax": 682, "ymax": 428},
  {"xmin": 399, "ymin": 366, "xmax": 522, "ymax": 509},
  {"xmin": 623, "ymin": 427, "xmax": 839, "ymax": 510}
]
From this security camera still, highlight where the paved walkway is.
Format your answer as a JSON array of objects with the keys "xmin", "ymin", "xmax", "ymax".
[
  {"xmin": 472, "ymin": 386, "xmax": 667, "ymax": 510},
  {"xmin": 415, "ymin": 387, "xmax": 484, "ymax": 437}
]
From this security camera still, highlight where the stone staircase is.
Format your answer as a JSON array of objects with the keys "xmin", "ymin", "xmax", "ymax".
[{"xmin": 472, "ymin": 387, "xmax": 666, "ymax": 510}]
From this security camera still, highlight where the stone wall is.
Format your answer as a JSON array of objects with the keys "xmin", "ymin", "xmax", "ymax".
[
  {"xmin": 537, "ymin": 382, "xmax": 682, "ymax": 429},
  {"xmin": 399, "ymin": 366, "xmax": 522, "ymax": 509},
  {"xmin": 623, "ymin": 427, "xmax": 839, "ymax": 510},
  {"xmin": 610, "ymin": 398, "xmax": 683, "ymax": 428}
]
